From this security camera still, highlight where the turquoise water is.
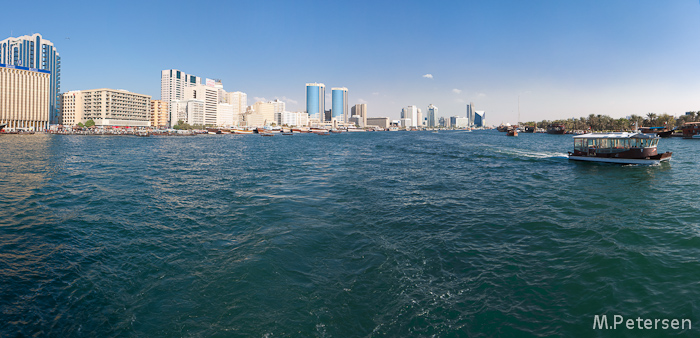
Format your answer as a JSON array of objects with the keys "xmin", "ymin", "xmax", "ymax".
[{"xmin": 1, "ymin": 131, "xmax": 699, "ymax": 337}]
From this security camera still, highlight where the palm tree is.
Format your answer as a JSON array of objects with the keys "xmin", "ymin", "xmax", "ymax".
[{"xmin": 646, "ymin": 113, "xmax": 657, "ymax": 126}]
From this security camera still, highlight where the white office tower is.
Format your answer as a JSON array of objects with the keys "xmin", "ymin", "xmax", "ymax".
[
  {"xmin": 161, "ymin": 69, "xmax": 202, "ymax": 102},
  {"xmin": 186, "ymin": 100, "xmax": 205, "ymax": 126},
  {"xmin": 184, "ymin": 85, "xmax": 219, "ymax": 126},
  {"xmin": 427, "ymin": 104, "xmax": 438, "ymax": 127},
  {"xmin": 416, "ymin": 108, "xmax": 423, "ymax": 127},
  {"xmin": 401, "ymin": 106, "xmax": 418, "ymax": 127}
]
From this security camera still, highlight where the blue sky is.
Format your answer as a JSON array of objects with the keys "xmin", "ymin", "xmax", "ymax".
[{"xmin": 4, "ymin": 0, "xmax": 700, "ymax": 123}]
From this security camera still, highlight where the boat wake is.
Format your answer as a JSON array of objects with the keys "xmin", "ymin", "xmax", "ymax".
[{"xmin": 495, "ymin": 148, "xmax": 568, "ymax": 160}]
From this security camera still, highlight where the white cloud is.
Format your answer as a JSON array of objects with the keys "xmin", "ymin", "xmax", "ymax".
[
  {"xmin": 253, "ymin": 96, "xmax": 267, "ymax": 102},
  {"xmin": 422, "ymin": 74, "xmax": 433, "ymax": 79},
  {"xmin": 275, "ymin": 96, "xmax": 298, "ymax": 105},
  {"xmin": 452, "ymin": 88, "xmax": 462, "ymax": 94},
  {"xmin": 372, "ymin": 92, "xmax": 379, "ymax": 96},
  {"xmin": 358, "ymin": 98, "xmax": 368, "ymax": 104}
]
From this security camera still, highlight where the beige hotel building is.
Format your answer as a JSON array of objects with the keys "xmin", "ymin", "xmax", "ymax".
[
  {"xmin": 150, "ymin": 100, "xmax": 169, "ymax": 128},
  {"xmin": 61, "ymin": 89, "xmax": 151, "ymax": 127},
  {"xmin": 0, "ymin": 64, "xmax": 51, "ymax": 130}
]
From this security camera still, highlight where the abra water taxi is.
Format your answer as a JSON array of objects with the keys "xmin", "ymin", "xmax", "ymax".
[{"xmin": 568, "ymin": 132, "xmax": 672, "ymax": 165}]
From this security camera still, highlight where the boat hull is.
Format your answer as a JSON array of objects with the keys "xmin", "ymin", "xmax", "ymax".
[{"xmin": 568, "ymin": 152, "xmax": 672, "ymax": 165}]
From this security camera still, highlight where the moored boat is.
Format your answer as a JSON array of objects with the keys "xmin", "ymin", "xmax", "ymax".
[
  {"xmin": 506, "ymin": 128, "xmax": 518, "ymax": 137},
  {"xmin": 547, "ymin": 124, "xmax": 566, "ymax": 134},
  {"xmin": 680, "ymin": 122, "xmax": 700, "ymax": 139},
  {"xmin": 568, "ymin": 132, "xmax": 672, "ymax": 165},
  {"xmin": 524, "ymin": 125, "xmax": 536, "ymax": 133},
  {"xmin": 639, "ymin": 126, "xmax": 674, "ymax": 138},
  {"xmin": 232, "ymin": 129, "xmax": 254, "ymax": 134}
]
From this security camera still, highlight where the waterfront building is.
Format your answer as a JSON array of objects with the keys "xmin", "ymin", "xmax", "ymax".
[
  {"xmin": 331, "ymin": 87, "xmax": 348, "ymax": 123},
  {"xmin": 349, "ymin": 115, "xmax": 363, "ymax": 127},
  {"xmin": 401, "ymin": 106, "xmax": 418, "ymax": 127},
  {"xmin": 474, "ymin": 111, "xmax": 486, "ymax": 127},
  {"xmin": 150, "ymin": 100, "xmax": 169, "ymax": 128},
  {"xmin": 416, "ymin": 108, "xmax": 423, "ymax": 127},
  {"xmin": 280, "ymin": 111, "xmax": 309, "ymax": 127},
  {"xmin": 251, "ymin": 101, "xmax": 276, "ymax": 125},
  {"xmin": 243, "ymin": 111, "xmax": 265, "ymax": 127},
  {"xmin": 184, "ymin": 85, "xmax": 218, "ymax": 126},
  {"xmin": 454, "ymin": 117, "xmax": 469, "ymax": 128},
  {"xmin": 185, "ymin": 100, "xmax": 205, "ymax": 126},
  {"xmin": 351, "ymin": 103, "xmax": 367, "ymax": 128},
  {"xmin": 217, "ymin": 103, "xmax": 234, "ymax": 127},
  {"xmin": 61, "ymin": 88, "xmax": 151, "ymax": 127},
  {"xmin": 367, "ymin": 117, "xmax": 390, "ymax": 129},
  {"xmin": 306, "ymin": 83, "xmax": 325, "ymax": 121},
  {"xmin": 399, "ymin": 118, "xmax": 412, "ymax": 128},
  {"xmin": 427, "ymin": 104, "xmax": 438, "ymax": 127},
  {"xmin": 1, "ymin": 33, "xmax": 61, "ymax": 125},
  {"xmin": 0, "ymin": 64, "xmax": 50, "ymax": 130}
]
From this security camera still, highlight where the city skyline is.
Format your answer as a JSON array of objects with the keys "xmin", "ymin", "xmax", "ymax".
[{"xmin": 3, "ymin": 1, "xmax": 700, "ymax": 123}]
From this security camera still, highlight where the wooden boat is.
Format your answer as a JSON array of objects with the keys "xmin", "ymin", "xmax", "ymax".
[
  {"xmin": 547, "ymin": 124, "xmax": 566, "ymax": 134},
  {"xmin": 568, "ymin": 132, "xmax": 672, "ymax": 165},
  {"xmin": 506, "ymin": 128, "xmax": 518, "ymax": 137},
  {"xmin": 524, "ymin": 126, "xmax": 536, "ymax": 133},
  {"xmin": 233, "ymin": 129, "xmax": 254, "ymax": 134},
  {"xmin": 680, "ymin": 122, "xmax": 700, "ymax": 139},
  {"xmin": 639, "ymin": 126, "xmax": 674, "ymax": 138}
]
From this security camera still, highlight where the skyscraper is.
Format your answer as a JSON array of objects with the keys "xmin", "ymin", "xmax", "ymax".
[
  {"xmin": 306, "ymin": 83, "xmax": 325, "ymax": 121},
  {"xmin": 331, "ymin": 87, "xmax": 348, "ymax": 123},
  {"xmin": 467, "ymin": 102, "xmax": 475, "ymax": 126},
  {"xmin": 1, "ymin": 33, "xmax": 61, "ymax": 125},
  {"xmin": 427, "ymin": 104, "xmax": 438, "ymax": 127},
  {"xmin": 474, "ymin": 111, "xmax": 486, "ymax": 127}
]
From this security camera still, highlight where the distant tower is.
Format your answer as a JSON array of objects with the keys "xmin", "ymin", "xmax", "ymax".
[
  {"xmin": 331, "ymin": 87, "xmax": 348, "ymax": 123},
  {"xmin": 161, "ymin": 69, "xmax": 202, "ymax": 102},
  {"xmin": 1, "ymin": 33, "xmax": 61, "ymax": 125},
  {"xmin": 467, "ymin": 102, "xmax": 475, "ymax": 126},
  {"xmin": 401, "ymin": 106, "xmax": 418, "ymax": 127},
  {"xmin": 427, "ymin": 104, "xmax": 438, "ymax": 127},
  {"xmin": 306, "ymin": 83, "xmax": 325, "ymax": 121}
]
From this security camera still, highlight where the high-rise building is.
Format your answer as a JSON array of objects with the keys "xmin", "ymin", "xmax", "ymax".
[
  {"xmin": 467, "ymin": 102, "xmax": 475, "ymax": 126},
  {"xmin": 1, "ymin": 33, "xmax": 61, "ymax": 125},
  {"xmin": 161, "ymin": 69, "xmax": 201, "ymax": 102},
  {"xmin": 351, "ymin": 103, "xmax": 367, "ymax": 127},
  {"xmin": 61, "ymin": 88, "xmax": 151, "ymax": 127},
  {"xmin": 331, "ymin": 87, "xmax": 348, "ymax": 123},
  {"xmin": 150, "ymin": 100, "xmax": 169, "ymax": 128},
  {"xmin": 427, "ymin": 104, "xmax": 438, "ymax": 127},
  {"xmin": 184, "ymin": 85, "xmax": 218, "ymax": 126},
  {"xmin": 416, "ymin": 108, "xmax": 423, "ymax": 127},
  {"xmin": 401, "ymin": 106, "xmax": 418, "ymax": 127},
  {"xmin": 474, "ymin": 111, "xmax": 486, "ymax": 127},
  {"xmin": 225, "ymin": 91, "xmax": 247, "ymax": 126},
  {"xmin": 1, "ymin": 64, "xmax": 51, "ymax": 130},
  {"xmin": 306, "ymin": 83, "xmax": 325, "ymax": 121}
]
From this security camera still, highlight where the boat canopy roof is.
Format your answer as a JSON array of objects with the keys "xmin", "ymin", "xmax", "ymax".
[{"xmin": 572, "ymin": 132, "xmax": 658, "ymax": 140}]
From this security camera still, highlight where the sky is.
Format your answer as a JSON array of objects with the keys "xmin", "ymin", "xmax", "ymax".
[{"xmin": 4, "ymin": 0, "xmax": 700, "ymax": 124}]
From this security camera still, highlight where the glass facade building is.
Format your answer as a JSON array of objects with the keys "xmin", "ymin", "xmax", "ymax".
[
  {"xmin": 306, "ymin": 83, "xmax": 325, "ymax": 120},
  {"xmin": 0, "ymin": 33, "xmax": 61, "ymax": 125},
  {"xmin": 331, "ymin": 87, "xmax": 348, "ymax": 122}
]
